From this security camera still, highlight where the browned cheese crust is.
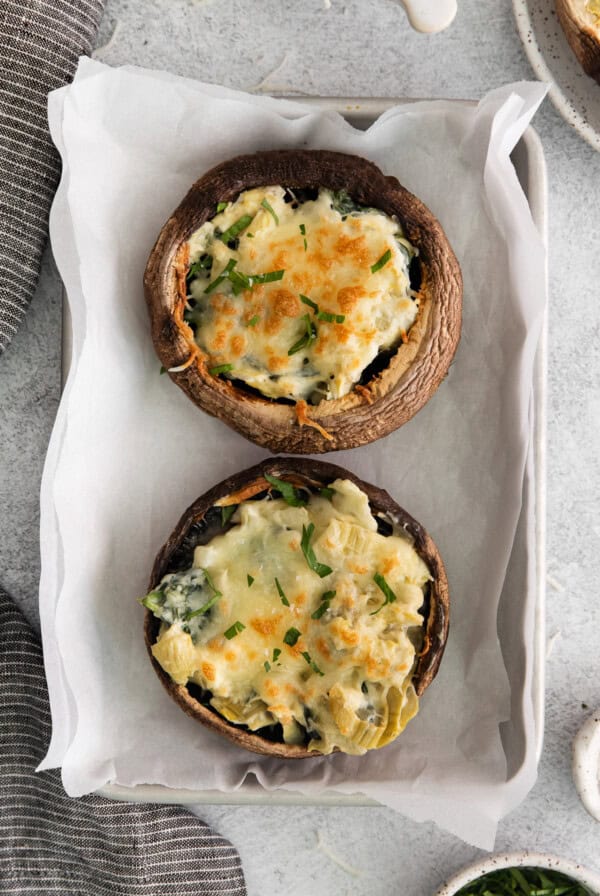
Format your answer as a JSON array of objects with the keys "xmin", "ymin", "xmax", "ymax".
[
  {"xmin": 144, "ymin": 151, "xmax": 462, "ymax": 454},
  {"xmin": 143, "ymin": 457, "xmax": 450, "ymax": 758},
  {"xmin": 556, "ymin": 0, "xmax": 600, "ymax": 82}
]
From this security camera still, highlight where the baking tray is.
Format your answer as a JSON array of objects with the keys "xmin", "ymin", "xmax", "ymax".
[{"xmin": 61, "ymin": 97, "xmax": 547, "ymax": 806}]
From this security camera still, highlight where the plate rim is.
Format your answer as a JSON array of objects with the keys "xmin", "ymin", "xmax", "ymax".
[{"xmin": 513, "ymin": 0, "xmax": 600, "ymax": 152}]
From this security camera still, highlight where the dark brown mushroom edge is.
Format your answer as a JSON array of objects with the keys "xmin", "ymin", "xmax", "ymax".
[
  {"xmin": 142, "ymin": 457, "xmax": 450, "ymax": 758},
  {"xmin": 144, "ymin": 150, "xmax": 462, "ymax": 454}
]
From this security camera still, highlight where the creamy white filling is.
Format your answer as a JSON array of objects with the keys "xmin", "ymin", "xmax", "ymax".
[{"xmin": 184, "ymin": 187, "xmax": 418, "ymax": 403}]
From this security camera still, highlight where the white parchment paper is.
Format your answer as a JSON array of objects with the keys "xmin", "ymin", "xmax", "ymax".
[{"xmin": 39, "ymin": 58, "xmax": 547, "ymax": 849}]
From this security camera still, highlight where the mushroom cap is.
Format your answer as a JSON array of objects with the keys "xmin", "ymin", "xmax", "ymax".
[
  {"xmin": 144, "ymin": 150, "xmax": 462, "ymax": 454},
  {"xmin": 143, "ymin": 457, "xmax": 450, "ymax": 758}
]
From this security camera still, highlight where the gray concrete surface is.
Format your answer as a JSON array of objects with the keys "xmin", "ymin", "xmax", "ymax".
[{"xmin": 1, "ymin": 0, "xmax": 599, "ymax": 893}]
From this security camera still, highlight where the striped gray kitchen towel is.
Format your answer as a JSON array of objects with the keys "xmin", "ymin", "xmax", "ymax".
[
  {"xmin": 0, "ymin": 586, "xmax": 247, "ymax": 895},
  {"xmin": 0, "ymin": 0, "xmax": 106, "ymax": 354}
]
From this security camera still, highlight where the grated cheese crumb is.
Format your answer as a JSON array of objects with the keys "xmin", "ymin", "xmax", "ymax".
[
  {"xmin": 546, "ymin": 573, "xmax": 565, "ymax": 593},
  {"xmin": 92, "ymin": 19, "xmax": 123, "ymax": 60},
  {"xmin": 546, "ymin": 630, "xmax": 562, "ymax": 659},
  {"xmin": 316, "ymin": 830, "xmax": 362, "ymax": 877}
]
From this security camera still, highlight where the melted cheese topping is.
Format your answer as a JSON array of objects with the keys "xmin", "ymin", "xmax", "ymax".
[
  {"xmin": 149, "ymin": 479, "xmax": 431, "ymax": 755},
  {"xmin": 185, "ymin": 187, "xmax": 417, "ymax": 403},
  {"xmin": 587, "ymin": 0, "xmax": 600, "ymax": 23}
]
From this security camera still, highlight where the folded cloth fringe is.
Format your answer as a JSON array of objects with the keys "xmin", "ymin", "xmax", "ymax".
[
  {"xmin": 0, "ymin": 586, "xmax": 247, "ymax": 895},
  {"xmin": 0, "ymin": 0, "xmax": 106, "ymax": 354}
]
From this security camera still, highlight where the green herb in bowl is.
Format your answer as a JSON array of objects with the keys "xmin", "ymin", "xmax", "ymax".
[{"xmin": 454, "ymin": 867, "xmax": 594, "ymax": 896}]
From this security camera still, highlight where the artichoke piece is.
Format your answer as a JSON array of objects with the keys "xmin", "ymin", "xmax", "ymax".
[
  {"xmin": 318, "ymin": 518, "xmax": 380, "ymax": 558},
  {"xmin": 377, "ymin": 685, "xmax": 419, "ymax": 747},
  {"xmin": 329, "ymin": 681, "xmax": 419, "ymax": 750},
  {"xmin": 329, "ymin": 682, "xmax": 363, "ymax": 739},
  {"xmin": 329, "ymin": 682, "xmax": 388, "ymax": 749},
  {"xmin": 151, "ymin": 626, "xmax": 197, "ymax": 686},
  {"xmin": 211, "ymin": 695, "xmax": 273, "ymax": 730},
  {"xmin": 281, "ymin": 719, "xmax": 306, "ymax": 745}
]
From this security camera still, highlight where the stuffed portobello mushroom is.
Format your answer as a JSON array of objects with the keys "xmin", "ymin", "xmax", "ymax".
[
  {"xmin": 140, "ymin": 458, "xmax": 450, "ymax": 758},
  {"xmin": 556, "ymin": 0, "xmax": 600, "ymax": 82},
  {"xmin": 144, "ymin": 151, "xmax": 462, "ymax": 453}
]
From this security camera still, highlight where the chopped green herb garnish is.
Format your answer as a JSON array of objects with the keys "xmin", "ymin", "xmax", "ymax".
[
  {"xmin": 264, "ymin": 661, "xmax": 271, "ymax": 673},
  {"xmin": 264, "ymin": 473, "xmax": 307, "ymax": 507},
  {"xmin": 261, "ymin": 198, "xmax": 279, "ymax": 225},
  {"xmin": 288, "ymin": 313, "xmax": 317, "ymax": 356},
  {"xmin": 185, "ymin": 593, "xmax": 221, "ymax": 619},
  {"xmin": 310, "ymin": 602, "xmax": 330, "ymax": 620},
  {"xmin": 255, "ymin": 269, "xmax": 284, "ymax": 284},
  {"xmin": 224, "ymin": 620, "xmax": 246, "ymax": 640},
  {"xmin": 275, "ymin": 577, "xmax": 290, "ymax": 607},
  {"xmin": 283, "ymin": 627, "xmax": 301, "ymax": 647},
  {"xmin": 209, "ymin": 364, "xmax": 234, "ymax": 376},
  {"xmin": 246, "ymin": 232, "xmax": 254, "ymax": 239},
  {"xmin": 300, "ymin": 294, "xmax": 344, "ymax": 324},
  {"xmin": 229, "ymin": 268, "xmax": 285, "ymax": 295},
  {"xmin": 246, "ymin": 315, "xmax": 260, "ymax": 327},
  {"xmin": 300, "ymin": 294, "xmax": 319, "ymax": 313},
  {"xmin": 452, "ymin": 867, "xmax": 595, "ymax": 896},
  {"xmin": 370, "ymin": 572, "xmax": 397, "ymax": 615},
  {"xmin": 319, "ymin": 486, "xmax": 335, "ymax": 500},
  {"xmin": 371, "ymin": 249, "xmax": 392, "ymax": 274},
  {"xmin": 300, "ymin": 523, "xmax": 332, "ymax": 578},
  {"xmin": 159, "ymin": 365, "xmax": 167, "ymax": 375},
  {"xmin": 216, "ymin": 201, "xmax": 228, "ymax": 213},
  {"xmin": 301, "ymin": 651, "xmax": 324, "ymax": 676},
  {"xmin": 139, "ymin": 590, "xmax": 164, "ymax": 614},
  {"xmin": 316, "ymin": 310, "xmax": 345, "ymax": 324},
  {"xmin": 205, "ymin": 258, "xmax": 237, "ymax": 294},
  {"xmin": 273, "ymin": 648, "xmax": 281, "ymax": 662},
  {"xmin": 205, "ymin": 259, "xmax": 283, "ymax": 296},
  {"xmin": 219, "ymin": 214, "xmax": 254, "ymax": 245},
  {"xmin": 184, "ymin": 569, "xmax": 223, "ymax": 619},
  {"xmin": 228, "ymin": 270, "xmax": 251, "ymax": 296},
  {"xmin": 299, "ymin": 223, "xmax": 308, "ymax": 250},
  {"xmin": 311, "ymin": 590, "xmax": 336, "ymax": 620},
  {"xmin": 221, "ymin": 504, "xmax": 236, "ymax": 527},
  {"xmin": 247, "ymin": 574, "xmax": 255, "ymax": 587},
  {"xmin": 202, "ymin": 568, "xmax": 220, "ymax": 595}
]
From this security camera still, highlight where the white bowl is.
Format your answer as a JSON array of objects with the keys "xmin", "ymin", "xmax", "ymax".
[
  {"xmin": 573, "ymin": 710, "xmax": 600, "ymax": 822},
  {"xmin": 434, "ymin": 851, "xmax": 600, "ymax": 896}
]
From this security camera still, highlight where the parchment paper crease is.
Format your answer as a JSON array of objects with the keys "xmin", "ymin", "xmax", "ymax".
[{"xmin": 39, "ymin": 59, "xmax": 547, "ymax": 849}]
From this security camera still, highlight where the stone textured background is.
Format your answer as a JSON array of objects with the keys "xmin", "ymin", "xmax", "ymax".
[{"xmin": 1, "ymin": 0, "xmax": 599, "ymax": 893}]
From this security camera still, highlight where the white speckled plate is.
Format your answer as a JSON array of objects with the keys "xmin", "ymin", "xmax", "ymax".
[{"xmin": 513, "ymin": 0, "xmax": 600, "ymax": 151}]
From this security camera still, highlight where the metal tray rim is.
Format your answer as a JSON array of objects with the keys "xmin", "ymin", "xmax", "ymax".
[{"xmin": 61, "ymin": 95, "xmax": 547, "ymax": 807}]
